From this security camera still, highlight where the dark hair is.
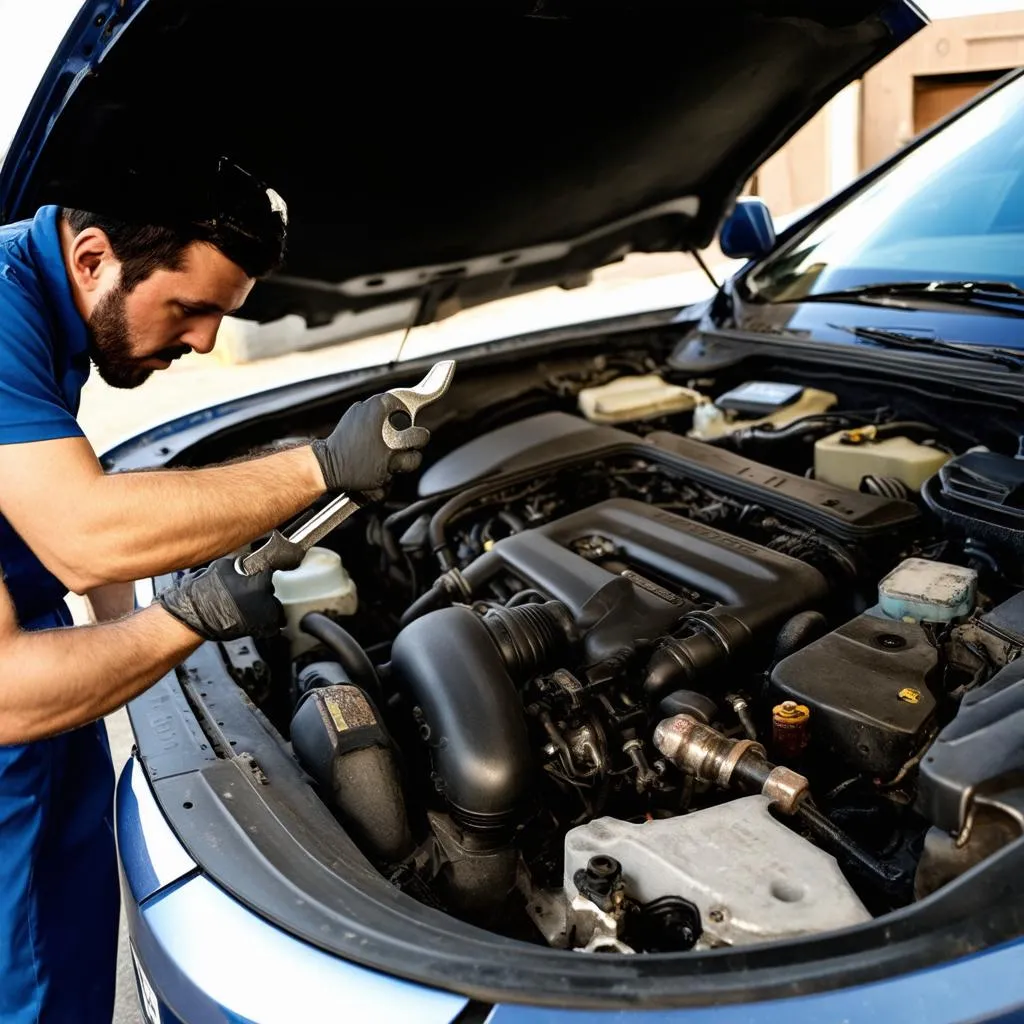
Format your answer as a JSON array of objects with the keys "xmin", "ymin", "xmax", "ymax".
[{"xmin": 62, "ymin": 165, "xmax": 287, "ymax": 292}]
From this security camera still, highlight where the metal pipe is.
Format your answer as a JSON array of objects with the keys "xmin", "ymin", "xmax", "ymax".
[
  {"xmin": 653, "ymin": 714, "xmax": 809, "ymax": 815},
  {"xmin": 797, "ymin": 803, "xmax": 902, "ymax": 887}
]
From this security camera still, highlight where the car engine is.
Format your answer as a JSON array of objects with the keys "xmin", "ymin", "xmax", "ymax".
[{"xmin": 210, "ymin": 367, "xmax": 1024, "ymax": 955}]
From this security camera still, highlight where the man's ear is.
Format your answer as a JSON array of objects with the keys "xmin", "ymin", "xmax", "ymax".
[{"xmin": 67, "ymin": 227, "xmax": 119, "ymax": 295}]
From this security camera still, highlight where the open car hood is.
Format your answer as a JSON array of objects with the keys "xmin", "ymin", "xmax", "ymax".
[{"xmin": 0, "ymin": 0, "xmax": 925, "ymax": 341}]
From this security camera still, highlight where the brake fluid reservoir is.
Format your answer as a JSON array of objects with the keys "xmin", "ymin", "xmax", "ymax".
[
  {"xmin": 577, "ymin": 375, "xmax": 702, "ymax": 424},
  {"xmin": 815, "ymin": 427, "xmax": 949, "ymax": 492},
  {"xmin": 272, "ymin": 546, "xmax": 358, "ymax": 656},
  {"xmin": 878, "ymin": 557, "xmax": 977, "ymax": 624}
]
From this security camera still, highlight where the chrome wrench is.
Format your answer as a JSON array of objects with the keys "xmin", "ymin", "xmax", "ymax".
[{"xmin": 235, "ymin": 359, "xmax": 456, "ymax": 576}]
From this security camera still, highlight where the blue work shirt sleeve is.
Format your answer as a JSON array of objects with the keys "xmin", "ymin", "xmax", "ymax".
[{"xmin": 0, "ymin": 265, "xmax": 85, "ymax": 445}]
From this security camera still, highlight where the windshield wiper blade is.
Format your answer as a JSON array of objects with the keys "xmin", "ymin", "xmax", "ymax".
[
  {"xmin": 829, "ymin": 323, "xmax": 1024, "ymax": 372},
  {"xmin": 801, "ymin": 279, "xmax": 1024, "ymax": 317}
]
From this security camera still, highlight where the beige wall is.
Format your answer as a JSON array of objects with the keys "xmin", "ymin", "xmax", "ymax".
[
  {"xmin": 862, "ymin": 11, "xmax": 1024, "ymax": 168},
  {"xmin": 751, "ymin": 12, "xmax": 1024, "ymax": 219},
  {"xmin": 754, "ymin": 105, "xmax": 832, "ymax": 217}
]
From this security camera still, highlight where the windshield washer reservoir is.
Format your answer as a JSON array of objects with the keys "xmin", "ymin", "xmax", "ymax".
[{"xmin": 272, "ymin": 546, "xmax": 358, "ymax": 656}]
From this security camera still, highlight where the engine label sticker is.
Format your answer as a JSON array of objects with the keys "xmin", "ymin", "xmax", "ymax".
[
  {"xmin": 325, "ymin": 696, "xmax": 349, "ymax": 732},
  {"xmin": 322, "ymin": 687, "xmax": 377, "ymax": 733},
  {"xmin": 620, "ymin": 568, "xmax": 687, "ymax": 606}
]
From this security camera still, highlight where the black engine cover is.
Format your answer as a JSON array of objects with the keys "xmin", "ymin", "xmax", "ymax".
[
  {"xmin": 771, "ymin": 612, "xmax": 939, "ymax": 779},
  {"xmin": 463, "ymin": 498, "xmax": 828, "ymax": 665}
]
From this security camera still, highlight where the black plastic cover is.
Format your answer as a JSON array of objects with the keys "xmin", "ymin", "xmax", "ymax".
[
  {"xmin": 980, "ymin": 590, "xmax": 1024, "ymax": 643},
  {"xmin": 917, "ymin": 658, "xmax": 1024, "ymax": 833},
  {"xmin": 465, "ymin": 498, "xmax": 828, "ymax": 666},
  {"xmin": 771, "ymin": 613, "xmax": 938, "ymax": 778},
  {"xmin": 418, "ymin": 412, "xmax": 632, "ymax": 497},
  {"xmin": 419, "ymin": 411, "xmax": 917, "ymax": 542},
  {"xmin": 922, "ymin": 451, "xmax": 1024, "ymax": 554},
  {"xmin": 646, "ymin": 430, "xmax": 919, "ymax": 541}
]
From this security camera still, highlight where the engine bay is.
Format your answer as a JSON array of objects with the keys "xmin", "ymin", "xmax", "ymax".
[{"xmin": 181, "ymin": 348, "xmax": 1024, "ymax": 957}]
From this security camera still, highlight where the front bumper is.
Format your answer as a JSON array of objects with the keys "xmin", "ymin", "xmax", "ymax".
[{"xmin": 117, "ymin": 754, "xmax": 1024, "ymax": 1024}]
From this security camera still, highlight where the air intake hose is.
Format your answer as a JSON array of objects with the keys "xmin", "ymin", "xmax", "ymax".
[
  {"xmin": 391, "ymin": 601, "xmax": 575, "ymax": 833},
  {"xmin": 644, "ymin": 610, "xmax": 754, "ymax": 700}
]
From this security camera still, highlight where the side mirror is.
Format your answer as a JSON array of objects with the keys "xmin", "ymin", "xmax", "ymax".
[{"xmin": 719, "ymin": 198, "xmax": 776, "ymax": 260}]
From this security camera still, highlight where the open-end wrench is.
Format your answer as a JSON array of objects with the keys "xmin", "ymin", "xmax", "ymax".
[{"xmin": 235, "ymin": 359, "xmax": 456, "ymax": 577}]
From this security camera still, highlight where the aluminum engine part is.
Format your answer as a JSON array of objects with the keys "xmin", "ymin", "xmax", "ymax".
[
  {"xmin": 568, "ymin": 894, "xmax": 635, "ymax": 954},
  {"xmin": 654, "ymin": 713, "xmax": 809, "ymax": 814},
  {"xmin": 563, "ymin": 796, "xmax": 870, "ymax": 947}
]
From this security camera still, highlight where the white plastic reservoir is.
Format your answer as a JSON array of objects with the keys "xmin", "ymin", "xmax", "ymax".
[{"xmin": 272, "ymin": 546, "xmax": 358, "ymax": 656}]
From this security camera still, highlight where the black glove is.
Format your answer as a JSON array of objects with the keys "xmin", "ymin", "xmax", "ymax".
[
  {"xmin": 157, "ymin": 557, "xmax": 284, "ymax": 641},
  {"xmin": 312, "ymin": 392, "xmax": 430, "ymax": 494}
]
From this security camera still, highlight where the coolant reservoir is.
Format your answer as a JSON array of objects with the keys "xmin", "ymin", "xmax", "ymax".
[
  {"xmin": 272, "ymin": 546, "xmax": 357, "ymax": 657},
  {"xmin": 577, "ymin": 375, "xmax": 702, "ymax": 424},
  {"xmin": 814, "ymin": 427, "xmax": 949, "ymax": 492}
]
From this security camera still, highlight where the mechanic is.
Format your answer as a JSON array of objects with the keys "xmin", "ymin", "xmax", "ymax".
[
  {"xmin": 0, "ymin": 557, "xmax": 283, "ymax": 747},
  {"xmin": 0, "ymin": 158, "xmax": 429, "ymax": 1023}
]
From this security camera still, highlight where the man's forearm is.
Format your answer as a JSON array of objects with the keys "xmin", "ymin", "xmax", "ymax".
[
  {"xmin": 73, "ymin": 445, "xmax": 325, "ymax": 589},
  {"xmin": 0, "ymin": 604, "xmax": 201, "ymax": 745}
]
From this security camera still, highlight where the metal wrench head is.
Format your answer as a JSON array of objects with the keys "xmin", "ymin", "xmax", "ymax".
[{"xmin": 381, "ymin": 359, "xmax": 456, "ymax": 450}]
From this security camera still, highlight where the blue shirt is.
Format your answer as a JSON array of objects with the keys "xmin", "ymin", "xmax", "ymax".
[{"xmin": 0, "ymin": 206, "xmax": 90, "ymax": 626}]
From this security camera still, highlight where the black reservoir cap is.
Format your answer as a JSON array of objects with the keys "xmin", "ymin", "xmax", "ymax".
[{"xmin": 716, "ymin": 381, "xmax": 804, "ymax": 418}]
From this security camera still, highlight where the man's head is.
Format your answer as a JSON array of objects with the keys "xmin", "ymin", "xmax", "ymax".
[{"xmin": 61, "ymin": 162, "xmax": 287, "ymax": 388}]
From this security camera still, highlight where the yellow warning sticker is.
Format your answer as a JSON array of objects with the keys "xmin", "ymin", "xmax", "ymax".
[{"xmin": 324, "ymin": 696, "xmax": 349, "ymax": 732}]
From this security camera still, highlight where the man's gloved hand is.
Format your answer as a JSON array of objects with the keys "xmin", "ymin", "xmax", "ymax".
[
  {"xmin": 156, "ymin": 557, "xmax": 284, "ymax": 641},
  {"xmin": 312, "ymin": 392, "xmax": 430, "ymax": 494}
]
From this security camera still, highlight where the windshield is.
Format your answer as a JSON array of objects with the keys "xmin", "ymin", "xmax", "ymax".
[{"xmin": 747, "ymin": 73, "xmax": 1024, "ymax": 303}]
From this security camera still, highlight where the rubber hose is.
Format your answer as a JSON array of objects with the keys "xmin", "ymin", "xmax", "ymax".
[
  {"xmin": 860, "ymin": 475, "xmax": 912, "ymax": 501},
  {"xmin": 299, "ymin": 613, "xmax": 383, "ymax": 707},
  {"xmin": 391, "ymin": 601, "xmax": 574, "ymax": 833},
  {"xmin": 398, "ymin": 585, "xmax": 450, "ymax": 629},
  {"xmin": 429, "ymin": 490, "xmax": 469, "ymax": 571},
  {"xmin": 730, "ymin": 415, "xmax": 852, "ymax": 444},
  {"xmin": 506, "ymin": 589, "xmax": 547, "ymax": 608},
  {"xmin": 774, "ymin": 610, "xmax": 829, "ymax": 662},
  {"xmin": 872, "ymin": 420, "xmax": 937, "ymax": 440},
  {"xmin": 497, "ymin": 510, "xmax": 525, "ymax": 533}
]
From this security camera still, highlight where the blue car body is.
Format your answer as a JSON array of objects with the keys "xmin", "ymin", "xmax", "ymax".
[{"xmin": 11, "ymin": 1, "xmax": 1024, "ymax": 1021}]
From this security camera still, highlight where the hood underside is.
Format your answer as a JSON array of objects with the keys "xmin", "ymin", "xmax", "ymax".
[{"xmin": 1, "ymin": 0, "xmax": 924, "ymax": 333}]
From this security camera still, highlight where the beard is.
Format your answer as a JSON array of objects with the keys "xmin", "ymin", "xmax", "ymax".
[
  {"xmin": 87, "ymin": 284, "xmax": 150, "ymax": 389},
  {"xmin": 87, "ymin": 286, "xmax": 190, "ymax": 389}
]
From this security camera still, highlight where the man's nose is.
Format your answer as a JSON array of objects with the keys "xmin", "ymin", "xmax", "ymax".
[{"xmin": 183, "ymin": 320, "xmax": 221, "ymax": 356}]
